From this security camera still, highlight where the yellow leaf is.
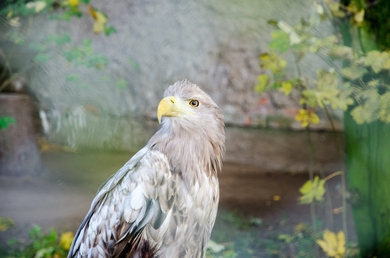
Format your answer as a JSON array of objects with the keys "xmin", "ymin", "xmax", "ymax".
[
  {"xmin": 316, "ymin": 230, "xmax": 345, "ymax": 257},
  {"xmin": 26, "ymin": 1, "xmax": 47, "ymax": 13},
  {"xmin": 89, "ymin": 5, "xmax": 107, "ymax": 34},
  {"xmin": 299, "ymin": 176, "xmax": 325, "ymax": 204},
  {"xmin": 314, "ymin": 2, "xmax": 324, "ymax": 15},
  {"xmin": 273, "ymin": 195, "xmax": 281, "ymax": 201},
  {"xmin": 0, "ymin": 217, "xmax": 15, "ymax": 231},
  {"xmin": 295, "ymin": 109, "xmax": 320, "ymax": 128},
  {"xmin": 332, "ymin": 207, "xmax": 343, "ymax": 214},
  {"xmin": 279, "ymin": 81, "xmax": 292, "ymax": 95},
  {"xmin": 354, "ymin": 9, "xmax": 365, "ymax": 24},
  {"xmin": 337, "ymin": 231, "xmax": 346, "ymax": 255},
  {"xmin": 277, "ymin": 20, "xmax": 301, "ymax": 45},
  {"xmin": 7, "ymin": 10, "xmax": 13, "ymax": 18},
  {"xmin": 59, "ymin": 231, "xmax": 74, "ymax": 251},
  {"xmin": 8, "ymin": 17, "xmax": 21, "ymax": 27},
  {"xmin": 69, "ymin": 0, "xmax": 79, "ymax": 7},
  {"xmin": 254, "ymin": 74, "xmax": 270, "ymax": 93},
  {"xmin": 259, "ymin": 52, "xmax": 287, "ymax": 74},
  {"xmin": 294, "ymin": 222, "xmax": 307, "ymax": 234}
]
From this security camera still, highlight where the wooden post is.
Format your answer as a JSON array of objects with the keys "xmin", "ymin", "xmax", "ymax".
[{"xmin": 0, "ymin": 94, "xmax": 42, "ymax": 176}]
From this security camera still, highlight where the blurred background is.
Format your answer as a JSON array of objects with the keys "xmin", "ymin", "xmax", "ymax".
[{"xmin": 1, "ymin": 0, "xmax": 390, "ymax": 257}]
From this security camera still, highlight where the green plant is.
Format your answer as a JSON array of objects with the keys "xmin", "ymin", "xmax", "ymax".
[
  {"xmin": 251, "ymin": 0, "xmax": 390, "ymax": 256},
  {"xmin": 255, "ymin": 1, "xmax": 390, "ymax": 126},
  {"xmin": 1, "ymin": 225, "xmax": 74, "ymax": 258},
  {"xmin": 0, "ymin": 217, "xmax": 15, "ymax": 231},
  {"xmin": 0, "ymin": 0, "xmax": 118, "ymax": 90},
  {"xmin": 0, "ymin": 116, "xmax": 15, "ymax": 129}
]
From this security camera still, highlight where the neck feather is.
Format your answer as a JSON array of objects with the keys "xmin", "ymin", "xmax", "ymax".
[{"xmin": 148, "ymin": 119, "xmax": 225, "ymax": 184}]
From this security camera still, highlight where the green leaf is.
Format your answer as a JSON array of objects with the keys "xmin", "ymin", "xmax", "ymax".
[
  {"xmin": 278, "ymin": 234, "xmax": 295, "ymax": 243},
  {"xmin": 28, "ymin": 225, "xmax": 42, "ymax": 239},
  {"xmin": 350, "ymin": 89, "xmax": 380, "ymax": 124},
  {"xmin": 299, "ymin": 176, "xmax": 326, "ymax": 204},
  {"xmin": 128, "ymin": 58, "xmax": 140, "ymax": 71},
  {"xmin": 267, "ymin": 19, "xmax": 279, "ymax": 28},
  {"xmin": 326, "ymin": 1, "xmax": 345, "ymax": 18},
  {"xmin": 63, "ymin": 41, "xmax": 108, "ymax": 69},
  {"xmin": 364, "ymin": 50, "xmax": 390, "ymax": 73},
  {"xmin": 351, "ymin": 105, "xmax": 374, "ymax": 124},
  {"xmin": 309, "ymin": 35, "xmax": 337, "ymax": 53},
  {"xmin": 329, "ymin": 86, "xmax": 353, "ymax": 111},
  {"xmin": 317, "ymin": 69, "xmax": 338, "ymax": 89},
  {"xmin": 367, "ymin": 79, "xmax": 379, "ymax": 87},
  {"xmin": 341, "ymin": 65, "xmax": 368, "ymax": 80},
  {"xmin": 0, "ymin": 116, "xmax": 15, "ymax": 129},
  {"xmin": 277, "ymin": 20, "xmax": 301, "ymax": 45},
  {"xmin": 34, "ymin": 53, "xmax": 50, "ymax": 63},
  {"xmin": 329, "ymin": 46, "xmax": 353, "ymax": 60},
  {"xmin": 46, "ymin": 33, "xmax": 71, "ymax": 46},
  {"xmin": 10, "ymin": 32, "xmax": 25, "ymax": 45},
  {"xmin": 301, "ymin": 90, "xmax": 319, "ymax": 108},
  {"xmin": 104, "ymin": 26, "xmax": 117, "ymax": 36},
  {"xmin": 269, "ymin": 30, "xmax": 290, "ymax": 53},
  {"xmin": 28, "ymin": 42, "xmax": 47, "ymax": 52},
  {"xmin": 354, "ymin": 9, "xmax": 365, "ymax": 24},
  {"xmin": 66, "ymin": 74, "xmax": 80, "ymax": 82},
  {"xmin": 254, "ymin": 74, "xmax": 270, "ymax": 93},
  {"xmin": 359, "ymin": 26, "xmax": 378, "ymax": 52},
  {"xmin": 115, "ymin": 79, "xmax": 127, "ymax": 89}
]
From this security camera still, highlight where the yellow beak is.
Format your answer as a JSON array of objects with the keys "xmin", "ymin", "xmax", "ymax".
[{"xmin": 157, "ymin": 96, "xmax": 180, "ymax": 124}]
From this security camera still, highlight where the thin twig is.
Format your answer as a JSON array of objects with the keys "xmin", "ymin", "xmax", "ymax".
[
  {"xmin": 323, "ymin": 105, "xmax": 348, "ymax": 242},
  {"xmin": 306, "ymin": 126, "xmax": 320, "ymax": 257},
  {"xmin": 324, "ymin": 171, "xmax": 343, "ymax": 182}
]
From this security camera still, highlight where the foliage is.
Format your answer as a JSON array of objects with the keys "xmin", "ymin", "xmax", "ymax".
[
  {"xmin": 1, "ymin": 0, "xmax": 116, "ymax": 72},
  {"xmin": 1, "ymin": 225, "xmax": 74, "ymax": 258},
  {"xmin": 295, "ymin": 109, "xmax": 320, "ymax": 127},
  {"xmin": 254, "ymin": 0, "xmax": 390, "ymax": 126},
  {"xmin": 210, "ymin": 210, "xmax": 353, "ymax": 258},
  {"xmin": 0, "ymin": 217, "xmax": 15, "ymax": 231},
  {"xmin": 316, "ymin": 230, "xmax": 346, "ymax": 258},
  {"xmin": 0, "ymin": 116, "xmax": 15, "ymax": 129},
  {"xmin": 254, "ymin": 2, "xmax": 390, "ymax": 255},
  {"xmin": 299, "ymin": 176, "xmax": 326, "ymax": 204},
  {"xmin": 63, "ymin": 40, "xmax": 108, "ymax": 69}
]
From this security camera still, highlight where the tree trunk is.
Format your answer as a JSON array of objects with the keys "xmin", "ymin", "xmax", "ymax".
[
  {"xmin": 0, "ymin": 94, "xmax": 42, "ymax": 176},
  {"xmin": 345, "ymin": 110, "xmax": 390, "ymax": 257}
]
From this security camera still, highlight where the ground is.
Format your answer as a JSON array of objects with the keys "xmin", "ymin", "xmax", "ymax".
[{"xmin": 0, "ymin": 151, "xmax": 356, "ymax": 257}]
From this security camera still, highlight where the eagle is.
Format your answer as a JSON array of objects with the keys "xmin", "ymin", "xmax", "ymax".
[{"xmin": 68, "ymin": 80, "xmax": 225, "ymax": 258}]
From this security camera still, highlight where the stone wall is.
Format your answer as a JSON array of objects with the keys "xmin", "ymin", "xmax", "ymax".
[{"xmin": 0, "ymin": 0, "xmax": 342, "ymax": 167}]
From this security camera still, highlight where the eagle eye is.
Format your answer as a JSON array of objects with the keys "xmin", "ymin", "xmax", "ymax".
[{"xmin": 189, "ymin": 99, "xmax": 199, "ymax": 107}]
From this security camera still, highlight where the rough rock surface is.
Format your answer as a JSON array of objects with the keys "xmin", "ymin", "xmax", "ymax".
[{"xmin": 0, "ymin": 0, "xmax": 339, "ymax": 152}]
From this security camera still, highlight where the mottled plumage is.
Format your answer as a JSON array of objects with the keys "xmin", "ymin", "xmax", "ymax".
[{"xmin": 68, "ymin": 80, "xmax": 225, "ymax": 258}]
